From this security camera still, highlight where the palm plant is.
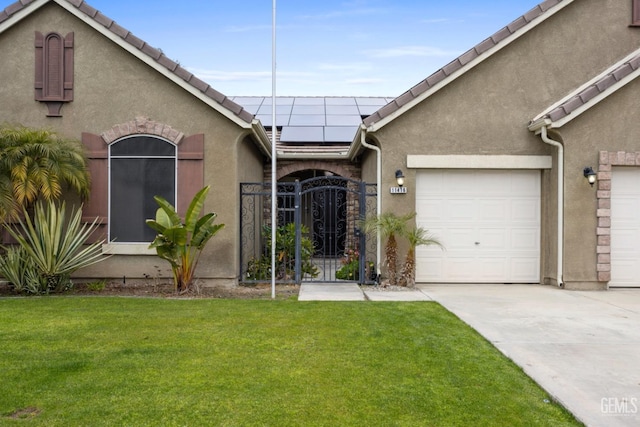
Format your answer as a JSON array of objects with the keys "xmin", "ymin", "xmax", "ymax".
[
  {"xmin": 398, "ymin": 227, "xmax": 443, "ymax": 287},
  {"xmin": 1, "ymin": 200, "xmax": 108, "ymax": 294},
  {"xmin": 146, "ymin": 186, "xmax": 225, "ymax": 294},
  {"xmin": 363, "ymin": 212, "xmax": 414, "ymax": 286},
  {"xmin": 0, "ymin": 125, "xmax": 90, "ymax": 221}
]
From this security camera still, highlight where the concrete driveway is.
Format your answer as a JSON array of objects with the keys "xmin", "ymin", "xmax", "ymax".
[{"xmin": 418, "ymin": 284, "xmax": 640, "ymax": 427}]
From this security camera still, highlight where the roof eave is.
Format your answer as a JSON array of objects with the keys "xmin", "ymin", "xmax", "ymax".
[
  {"xmin": 367, "ymin": 0, "xmax": 576, "ymax": 133},
  {"xmin": 277, "ymin": 152, "xmax": 350, "ymax": 160},
  {"xmin": 251, "ymin": 119, "xmax": 273, "ymax": 158},
  {"xmin": 51, "ymin": 0, "xmax": 255, "ymax": 129},
  {"xmin": 0, "ymin": 0, "xmax": 48, "ymax": 30}
]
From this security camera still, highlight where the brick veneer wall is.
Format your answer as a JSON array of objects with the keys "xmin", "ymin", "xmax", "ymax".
[
  {"xmin": 262, "ymin": 159, "xmax": 364, "ymax": 253},
  {"xmin": 101, "ymin": 116, "xmax": 184, "ymax": 144},
  {"xmin": 596, "ymin": 151, "xmax": 640, "ymax": 282},
  {"xmin": 263, "ymin": 159, "xmax": 361, "ymax": 182}
]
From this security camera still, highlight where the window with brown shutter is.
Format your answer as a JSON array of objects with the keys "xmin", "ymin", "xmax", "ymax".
[
  {"xmin": 633, "ymin": 0, "xmax": 640, "ymax": 26},
  {"xmin": 35, "ymin": 32, "xmax": 74, "ymax": 116}
]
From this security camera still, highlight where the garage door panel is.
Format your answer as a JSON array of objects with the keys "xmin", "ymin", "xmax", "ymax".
[
  {"xmin": 510, "ymin": 173, "xmax": 540, "ymax": 195},
  {"xmin": 511, "ymin": 228, "xmax": 539, "ymax": 250},
  {"xmin": 511, "ymin": 258, "xmax": 540, "ymax": 281},
  {"xmin": 478, "ymin": 200, "xmax": 508, "ymax": 221},
  {"xmin": 611, "ymin": 229, "xmax": 638, "ymax": 251},
  {"xmin": 447, "ymin": 258, "xmax": 479, "ymax": 281},
  {"xmin": 611, "ymin": 168, "xmax": 640, "ymax": 287},
  {"xmin": 477, "ymin": 259, "xmax": 508, "ymax": 281},
  {"xmin": 511, "ymin": 200, "xmax": 540, "ymax": 221},
  {"xmin": 416, "ymin": 169, "xmax": 540, "ymax": 283},
  {"xmin": 476, "ymin": 228, "xmax": 507, "ymax": 249},
  {"xmin": 446, "ymin": 229, "xmax": 477, "ymax": 249},
  {"xmin": 448, "ymin": 200, "xmax": 477, "ymax": 221}
]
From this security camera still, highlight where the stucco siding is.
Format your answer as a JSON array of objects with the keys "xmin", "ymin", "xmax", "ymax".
[
  {"xmin": 366, "ymin": 0, "xmax": 640, "ymax": 287},
  {"xmin": 0, "ymin": 3, "xmax": 251, "ymax": 286}
]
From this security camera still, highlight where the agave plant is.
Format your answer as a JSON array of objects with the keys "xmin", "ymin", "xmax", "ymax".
[
  {"xmin": 146, "ymin": 186, "xmax": 225, "ymax": 293},
  {"xmin": 398, "ymin": 227, "xmax": 443, "ymax": 287},
  {"xmin": 1, "ymin": 200, "xmax": 107, "ymax": 293}
]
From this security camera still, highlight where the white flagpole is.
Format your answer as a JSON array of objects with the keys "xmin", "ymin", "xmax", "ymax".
[{"xmin": 271, "ymin": 0, "xmax": 277, "ymax": 299}]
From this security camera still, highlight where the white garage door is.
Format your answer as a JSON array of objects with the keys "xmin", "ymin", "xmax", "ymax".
[
  {"xmin": 416, "ymin": 170, "xmax": 540, "ymax": 283},
  {"xmin": 610, "ymin": 167, "xmax": 640, "ymax": 287}
]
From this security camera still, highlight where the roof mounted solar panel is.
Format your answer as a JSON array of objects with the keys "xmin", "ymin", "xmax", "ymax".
[
  {"xmin": 289, "ymin": 114, "xmax": 325, "ymax": 126},
  {"xmin": 326, "ymin": 105, "xmax": 360, "ymax": 115},
  {"xmin": 291, "ymin": 105, "xmax": 325, "ymax": 115},
  {"xmin": 326, "ymin": 115, "xmax": 362, "ymax": 126},
  {"xmin": 324, "ymin": 126, "xmax": 359, "ymax": 143},
  {"xmin": 293, "ymin": 97, "xmax": 325, "ymax": 105},
  {"xmin": 325, "ymin": 97, "xmax": 357, "ymax": 106},
  {"xmin": 280, "ymin": 126, "xmax": 324, "ymax": 143},
  {"xmin": 256, "ymin": 114, "xmax": 290, "ymax": 127}
]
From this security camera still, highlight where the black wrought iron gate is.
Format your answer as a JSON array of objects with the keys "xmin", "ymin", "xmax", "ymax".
[{"xmin": 240, "ymin": 176, "xmax": 377, "ymax": 284}]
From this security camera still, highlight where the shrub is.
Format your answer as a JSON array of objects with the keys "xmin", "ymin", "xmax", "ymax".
[{"xmin": 246, "ymin": 223, "xmax": 319, "ymax": 282}]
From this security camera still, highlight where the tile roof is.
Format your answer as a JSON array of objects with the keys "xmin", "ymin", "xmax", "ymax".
[
  {"xmin": 0, "ymin": 0, "xmax": 254, "ymax": 124},
  {"xmin": 533, "ymin": 51, "xmax": 640, "ymax": 127},
  {"xmin": 363, "ymin": 0, "xmax": 569, "ymax": 129}
]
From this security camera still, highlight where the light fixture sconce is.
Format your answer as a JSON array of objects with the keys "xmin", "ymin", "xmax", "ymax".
[
  {"xmin": 583, "ymin": 167, "xmax": 597, "ymax": 187},
  {"xmin": 395, "ymin": 170, "xmax": 405, "ymax": 187}
]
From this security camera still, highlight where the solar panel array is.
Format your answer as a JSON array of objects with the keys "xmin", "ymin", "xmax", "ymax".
[{"xmin": 231, "ymin": 97, "xmax": 393, "ymax": 144}]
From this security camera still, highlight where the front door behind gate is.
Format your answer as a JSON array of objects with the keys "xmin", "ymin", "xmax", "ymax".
[{"xmin": 240, "ymin": 177, "xmax": 377, "ymax": 284}]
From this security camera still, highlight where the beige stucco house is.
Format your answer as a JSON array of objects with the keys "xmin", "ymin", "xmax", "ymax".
[
  {"xmin": 352, "ymin": 0, "xmax": 640, "ymax": 289},
  {"xmin": 0, "ymin": 0, "xmax": 271, "ymax": 287},
  {"xmin": 2, "ymin": 0, "xmax": 640, "ymax": 290}
]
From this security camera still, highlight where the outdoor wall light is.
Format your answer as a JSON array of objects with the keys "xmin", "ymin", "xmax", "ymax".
[
  {"xmin": 395, "ymin": 170, "xmax": 405, "ymax": 187},
  {"xmin": 583, "ymin": 167, "xmax": 597, "ymax": 187}
]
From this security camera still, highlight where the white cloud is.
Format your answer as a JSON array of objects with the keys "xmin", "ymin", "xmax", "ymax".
[
  {"xmin": 316, "ymin": 62, "xmax": 373, "ymax": 72},
  {"xmin": 222, "ymin": 24, "xmax": 271, "ymax": 33},
  {"xmin": 364, "ymin": 45, "xmax": 461, "ymax": 58},
  {"xmin": 344, "ymin": 77, "xmax": 385, "ymax": 85}
]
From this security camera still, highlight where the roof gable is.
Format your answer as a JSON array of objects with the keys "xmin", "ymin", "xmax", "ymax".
[
  {"xmin": 530, "ymin": 49, "xmax": 640, "ymax": 130},
  {"xmin": 0, "ymin": 0, "xmax": 257, "ymax": 129},
  {"xmin": 363, "ymin": 0, "xmax": 575, "ymax": 132}
]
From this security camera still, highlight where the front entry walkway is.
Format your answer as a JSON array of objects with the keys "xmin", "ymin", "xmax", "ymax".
[{"xmin": 298, "ymin": 283, "xmax": 640, "ymax": 426}]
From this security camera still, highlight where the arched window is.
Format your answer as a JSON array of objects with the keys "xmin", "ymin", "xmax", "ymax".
[{"xmin": 109, "ymin": 135, "xmax": 177, "ymax": 242}]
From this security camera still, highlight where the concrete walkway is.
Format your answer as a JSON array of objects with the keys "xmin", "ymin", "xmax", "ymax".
[
  {"xmin": 298, "ymin": 282, "xmax": 640, "ymax": 427},
  {"xmin": 298, "ymin": 282, "xmax": 432, "ymax": 301}
]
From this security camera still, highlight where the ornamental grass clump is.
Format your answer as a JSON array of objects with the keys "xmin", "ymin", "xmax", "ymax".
[{"xmin": 0, "ymin": 201, "xmax": 107, "ymax": 294}]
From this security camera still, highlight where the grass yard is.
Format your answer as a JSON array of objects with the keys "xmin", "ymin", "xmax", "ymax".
[{"xmin": 0, "ymin": 297, "xmax": 580, "ymax": 426}]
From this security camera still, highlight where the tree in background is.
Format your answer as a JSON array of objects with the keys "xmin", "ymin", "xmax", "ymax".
[{"xmin": 0, "ymin": 125, "xmax": 90, "ymax": 221}]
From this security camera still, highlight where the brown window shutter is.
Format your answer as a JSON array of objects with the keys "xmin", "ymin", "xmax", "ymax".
[
  {"xmin": 634, "ymin": 0, "xmax": 640, "ymax": 25},
  {"xmin": 82, "ymin": 132, "xmax": 108, "ymax": 243},
  {"xmin": 63, "ymin": 33, "xmax": 74, "ymax": 101},
  {"xmin": 34, "ymin": 31, "xmax": 44, "ymax": 99},
  {"xmin": 177, "ymin": 133, "xmax": 204, "ymax": 216}
]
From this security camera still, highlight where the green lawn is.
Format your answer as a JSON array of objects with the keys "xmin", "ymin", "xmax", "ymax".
[{"xmin": 0, "ymin": 297, "xmax": 580, "ymax": 426}]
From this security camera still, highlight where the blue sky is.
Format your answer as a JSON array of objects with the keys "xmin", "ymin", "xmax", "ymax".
[{"xmin": 80, "ymin": 0, "xmax": 542, "ymax": 97}]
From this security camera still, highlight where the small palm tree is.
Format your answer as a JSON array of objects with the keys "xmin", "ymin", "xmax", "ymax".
[
  {"xmin": 0, "ymin": 125, "xmax": 90, "ymax": 221},
  {"xmin": 398, "ymin": 227, "xmax": 443, "ymax": 287},
  {"xmin": 363, "ymin": 212, "xmax": 414, "ymax": 286}
]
